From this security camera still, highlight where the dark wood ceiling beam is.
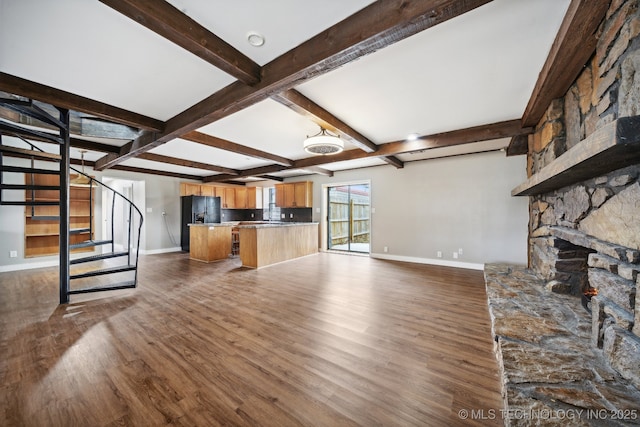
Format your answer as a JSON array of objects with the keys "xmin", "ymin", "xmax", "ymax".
[
  {"xmin": 300, "ymin": 166, "xmax": 334, "ymax": 177},
  {"xmin": 94, "ymin": 131, "xmax": 156, "ymax": 170},
  {"xmin": 204, "ymin": 165, "xmax": 289, "ymax": 183},
  {"xmin": 382, "ymin": 156, "xmax": 404, "ymax": 168},
  {"xmin": 203, "ymin": 119, "xmax": 530, "ymax": 179},
  {"xmin": 98, "ymin": 0, "xmax": 261, "ymax": 85},
  {"xmin": 506, "ymin": 134, "xmax": 529, "ymax": 156},
  {"xmin": 181, "ymin": 131, "xmax": 293, "ymax": 166},
  {"xmin": 0, "ymin": 105, "xmax": 142, "ymax": 140},
  {"xmin": 258, "ymin": 175, "xmax": 284, "ymax": 182},
  {"xmin": 0, "ymin": 73, "xmax": 164, "ymax": 132},
  {"xmin": 372, "ymin": 119, "xmax": 532, "ymax": 157},
  {"xmin": 108, "ymin": 0, "xmax": 492, "ymax": 165},
  {"xmin": 137, "ymin": 152, "xmax": 239, "ymax": 175},
  {"xmin": 521, "ymin": 0, "xmax": 610, "ymax": 127},
  {"xmin": 1, "ymin": 126, "xmax": 121, "ymax": 154},
  {"xmin": 110, "ymin": 164, "xmax": 205, "ymax": 181},
  {"xmin": 271, "ymin": 89, "xmax": 378, "ymax": 153}
]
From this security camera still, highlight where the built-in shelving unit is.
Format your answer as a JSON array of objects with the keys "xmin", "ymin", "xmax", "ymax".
[{"xmin": 24, "ymin": 173, "xmax": 94, "ymax": 257}]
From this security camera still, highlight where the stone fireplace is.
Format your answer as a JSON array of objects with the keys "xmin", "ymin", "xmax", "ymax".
[{"xmin": 485, "ymin": 0, "xmax": 640, "ymax": 423}]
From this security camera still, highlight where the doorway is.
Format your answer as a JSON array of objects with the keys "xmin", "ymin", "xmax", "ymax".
[
  {"xmin": 102, "ymin": 178, "xmax": 144, "ymax": 253},
  {"xmin": 327, "ymin": 183, "xmax": 370, "ymax": 253}
]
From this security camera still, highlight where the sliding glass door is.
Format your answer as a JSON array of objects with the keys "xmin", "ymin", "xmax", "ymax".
[{"xmin": 327, "ymin": 183, "xmax": 370, "ymax": 253}]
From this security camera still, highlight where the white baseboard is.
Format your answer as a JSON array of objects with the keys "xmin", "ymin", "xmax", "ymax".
[
  {"xmin": 370, "ymin": 252, "xmax": 484, "ymax": 270},
  {"xmin": 139, "ymin": 247, "xmax": 183, "ymax": 255},
  {"xmin": 0, "ymin": 247, "xmax": 183, "ymax": 272},
  {"xmin": 0, "ymin": 259, "xmax": 58, "ymax": 273}
]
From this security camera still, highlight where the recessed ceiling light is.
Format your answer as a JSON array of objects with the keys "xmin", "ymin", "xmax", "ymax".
[
  {"xmin": 407, "ymin": 133, "xmax": 420, "ymax": 141},
  {"xmin": 247, "ymin": 32, "xmax": 265, "ymax": 47}
]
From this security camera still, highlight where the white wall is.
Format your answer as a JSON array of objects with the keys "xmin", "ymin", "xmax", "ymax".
[
  {"xmin": 1, "ymin": 150, "xmax": 528, "ymax": 271},
  {"xmin": 305, "ymin": 151, "xmax": 529, "ymax": 268}
]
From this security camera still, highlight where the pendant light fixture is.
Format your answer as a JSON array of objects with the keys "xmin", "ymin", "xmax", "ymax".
[
  {"xmin": 303, "ymin": 127, "xmax": 343, "ymax": 155},
  {"xmin": 70, "ymin": 150, "xmax": 93, "ymax": 186}
]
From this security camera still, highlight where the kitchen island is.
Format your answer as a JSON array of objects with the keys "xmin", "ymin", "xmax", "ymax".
[
  {"xmin": 238, "ymin": 222, "xmax": 318, "ymax": 268},
  {"xmin": 188, "ymin": 223, "xmax": 234, "ymax": 262}
]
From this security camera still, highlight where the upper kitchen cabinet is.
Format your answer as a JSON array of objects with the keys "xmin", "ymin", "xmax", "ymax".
[
  {"xmin": 275, "ymin": 181, "xmax": 313, "ymax": 208},
  {"xmin": 180, "ymin": 182, "xmax": 202, "ymax": 196},
  {"xmin": 246, "ymin": 187, "xmax": 263, "ymax": 209},
  {"xmin": 235, "ymin": 187, "xmax": 248, "ymax": 209}
]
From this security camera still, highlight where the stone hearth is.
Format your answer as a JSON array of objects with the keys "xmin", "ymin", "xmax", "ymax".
[
  {"xmin": 506, "ymin": 1, "xmax": 640, "ymax": 420},
  {"xmin": 485, "ymin": 263, "xmax": 640, "ymax": 426}
]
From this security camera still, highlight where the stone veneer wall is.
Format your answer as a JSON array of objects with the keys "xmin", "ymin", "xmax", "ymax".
[{"xmin": 526, "ymin": 0, "xmax": 640, "ymax": 390}]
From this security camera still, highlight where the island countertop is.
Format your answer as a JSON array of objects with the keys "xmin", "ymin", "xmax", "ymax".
[
  {"xmin": 238, "ymin": 222, "xmax": 318, "ymax": 268},
  {"xmin": 236, "ymin": 221, "xmax": 318, "ymax": 229},
  {"xmin": 188, "ymin": 223, "xmax": 235, "ymax": 227}
]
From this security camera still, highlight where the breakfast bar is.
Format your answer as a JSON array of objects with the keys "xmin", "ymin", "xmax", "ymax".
[{"xmin": 238, "ymin": 222, "xmax": 318, "ymax": 268}]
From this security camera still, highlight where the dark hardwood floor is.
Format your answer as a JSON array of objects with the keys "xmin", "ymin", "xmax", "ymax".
[{"xmin": 0, "ymin": 252, "xmax": 503, "ymax": 426}]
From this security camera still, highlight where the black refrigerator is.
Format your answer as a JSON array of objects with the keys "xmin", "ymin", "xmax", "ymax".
[{"xmin": 181, "ymin": 196, "xmax": 221, "ymax": 251}]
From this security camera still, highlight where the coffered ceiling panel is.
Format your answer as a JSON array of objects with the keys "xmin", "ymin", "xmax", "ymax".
[
  {"xmin": 0, "ymin": 0, "xmax": 233, "ymax": 121},
  {"xmin": 297, "ymin": 0, "xmax": 570, "ymax": 144},
  {"xmin": 164, "ymin": 0, "xmax": 377, "ymax": 65}
]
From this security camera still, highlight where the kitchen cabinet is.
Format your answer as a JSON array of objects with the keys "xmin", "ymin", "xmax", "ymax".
[
  {"xmin": 275, "ymin": 181, "xmax": 313, "ymax": 208},
  {"xmin": 246, "ymin": 187, "xmax": 263, "ymax": 209},
  {"xmin": 234, "ymin": 187, "xmax": 247, "ymax": 209},
  {"xmin": 180, "ymin": 182, "xmax": 260, "ymax": 211},
  {"xmin": 179, "ymin": 183, "xmax": 217, "ymax": 197},
  {"xmin": 224, "ymin": 187, "xmax": 236, "ymax": 208},
  {"xmin": 188, "ymin": 223, "xmax": 233, "ymax": 262},
  {"xmin": 180, "ymin": 182, "xmax": 202, "ymax": 196},
  {"xmin": 200, "ymin": 185, "xmax": 215, "ymax": 197},
  {"xmin": 213, "ymin": 186, "xmax": 238, "ymax": 208}
]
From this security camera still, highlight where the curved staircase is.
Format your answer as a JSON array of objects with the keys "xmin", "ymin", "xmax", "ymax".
[{"xmin": 0, "ymin": 97, "xmax": 143, "ymax": 304}]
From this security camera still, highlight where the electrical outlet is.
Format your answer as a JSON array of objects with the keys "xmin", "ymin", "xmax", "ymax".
[
  {"xmin": 281, "ymin": 213, "xmax": 285, "ymax": 219},
  {"xmin": 251, "ymin": 213, "xmax": 254, "ymax": 218},
  {"xmin": 146, "ymin": 207, "xmax": 152, "ymax": 213},
  {"xmin": 289, "ymin": 213, "xmax": 294, "ymax": 218},
  {"xmin": 9, "ymin": 250, "xmax": 17, "ymax": 258},
  {"xmin": 458, "ymin": 248, "xmax": 463, "ymax": 255},
  {"xmin": 453, "ymin": 252, "xmax": 458, "ymax": 259},
  {"xmin": 437, "ymin": 251, "xmax": 442, "ymax": 258},
  {"xmin": 383, "ymin": 246, "xmax": 388, "ymax": 253}
]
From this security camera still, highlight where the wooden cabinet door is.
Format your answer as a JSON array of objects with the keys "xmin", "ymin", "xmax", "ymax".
[
  {"xmin": 200, "ymin": 185, "xmax": 215, "ymax": 197},
  {"xmin": 275, "ymin": 182, "xmax": 311, "ymax": 207},
  {"xmin": 275, "ymin": 184, "xmax": 285, "ymax": 207},
  {"xmin": 294, "ymin": 182, "xmax": 312, "ymax": 208},
  {"xmin": 235, "ymin": 187, "xmax": 247, "ymax": 209},
  {"xmin": 246, "ymin": 187, "xmax": 263, "ymax": 209},
  {"xmin": 181, "ymin": 182, "xmax": 201, "ymax": 196},
  {"xmin": 224, "ymin": 187, "xmax": 236, "ymax": 209},
  {"xmin": 283, "ymin": 183, "xmax": 295, "ymax": 208},
  {"xmin": 214, "ymin": 187, "xmax": 226, "ymax": 208}
]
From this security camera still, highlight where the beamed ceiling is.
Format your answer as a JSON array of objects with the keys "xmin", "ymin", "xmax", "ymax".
[{"xmin": 0, "ymin": 0, "xmax": 607, "ymax": 183}]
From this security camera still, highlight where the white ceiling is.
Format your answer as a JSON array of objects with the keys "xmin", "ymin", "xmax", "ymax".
[{"xmin": 0, "ymin": 0, "xmax": 571, "ymax": 180}]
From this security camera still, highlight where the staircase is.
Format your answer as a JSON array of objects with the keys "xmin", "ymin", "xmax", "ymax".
[{"xmin": 0, "ymin": 97, "xmax": 143, "ymax": 304}]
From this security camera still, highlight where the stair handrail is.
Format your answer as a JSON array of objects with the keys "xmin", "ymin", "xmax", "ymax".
[
  {"xmin": 2, "ymin": 132, "xmax": 57, "ymax": 214},
  {"xmin": 1, "ymin": 134, "xmax": 144, "ymax": 275},
  {"xmin": 68, "ymin": 166, "xmax": 144, "ymax": 272}
]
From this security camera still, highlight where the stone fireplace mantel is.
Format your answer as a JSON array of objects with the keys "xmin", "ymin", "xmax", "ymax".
[{"xmin": 512, "ymin": 116, "xmax": 640, "ymax": 196}]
